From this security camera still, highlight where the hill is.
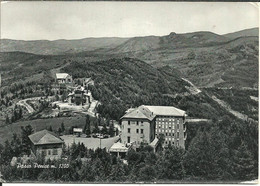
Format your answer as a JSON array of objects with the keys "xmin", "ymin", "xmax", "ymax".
[
  {"xmin": 106, "ymin": 30, "xmax": 258, "ymax": 88},
  {"xmin": 224, "ymin": 27, "xmax": 259, "ymax": 39},
  {"xmin": 111, "ymin": 31, "xmax": 229, "ymax": 53},
  {"xmin": 0, "ymin": 37, "xmax": 129, "ymax": 55},
  {"xmin": 61, "ymin": 57, "xmax": 235, "ymax": 121},
  {"xmin": 1, "ymin": 28, "xmax": 258, "ymax": 89}
]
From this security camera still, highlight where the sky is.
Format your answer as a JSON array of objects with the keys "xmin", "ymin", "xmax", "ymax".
[{"xmin": 0, "ymin": 1, "xmax": 259, "ymax": 40}]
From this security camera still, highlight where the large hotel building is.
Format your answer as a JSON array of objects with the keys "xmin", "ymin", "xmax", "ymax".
[{"xmin": 120, "ymin": 105, "xmax": 187, "ymax": 149}]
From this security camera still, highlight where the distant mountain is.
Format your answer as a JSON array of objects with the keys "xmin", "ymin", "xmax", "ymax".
[
  {"xmin": 106, "ymin": 29, "xmax": 259, "ymax": 88},
  {"xmin": 111, "ymin": 31, "xmax": 229, "ymax": 53},
  {"xmin": 1, "ymin": 28, "xmax": 258, "ymax": 89},
  {"xmin": 224, "ymin": 27, "xmax": 259, "ymax": 39},
  {"xmin": 0, "ymin": 37, "xmax": 129, "ymax": 55}
]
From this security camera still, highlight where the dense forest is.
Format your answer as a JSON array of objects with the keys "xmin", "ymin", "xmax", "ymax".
[
  {"xmin": 63, "ymin": 57, "xmax": 235, "ymax": 121},
  {"xmin": 0, "ymin": 115, "xmax": 258, "ymax": 182}
]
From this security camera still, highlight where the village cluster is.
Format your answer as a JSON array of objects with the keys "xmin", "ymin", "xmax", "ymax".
[{"xmin": 11, "ymin": 72, "xmax": 187, "ymax": 164}]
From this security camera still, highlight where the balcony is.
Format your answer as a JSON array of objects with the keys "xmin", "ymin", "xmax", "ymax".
[
  {"xmin": 184, "ymin": 133, "xmax": 187, "ymax": 140},
  {"xmin": 183, "ymin": 125, "xmax": 187, "ymax": 132}
]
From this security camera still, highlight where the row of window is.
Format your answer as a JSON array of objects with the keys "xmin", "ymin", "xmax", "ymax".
[
  {"xmin": 157, "ymin": 123, "xmax": 180, "ymax": 129},
  {"xmin": 41, "ymin": 149, "xmax": 58, "ymax": 156},
  {"xmin": 165, "ymin": 141, "xmax": 179, "ymax": 146},
  {"xmin": 157, "ymin": 131, "xmax": 180, "ymax": 138},
  {"xmin": 128, "ymin": 121, "xmax": 144, "ymax": 126},
  {"xmin": 157, "ymin": 118, "xmax": 181, "ymax": 121},
  {"xmin": 157, "ymin": 120, "xmax": 180, "ymax": 124},
  {"xmin": 128, "ymin": 128, "xmax": 144, "ymax": 134}
]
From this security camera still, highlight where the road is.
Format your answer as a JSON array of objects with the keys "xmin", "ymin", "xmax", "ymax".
[
  {"xmin": 182, "ymin": 78, "xmax": 202, "ymax": 95},
  {"xmin": 17, "ymin": 99, "xmax": 35, "ymax": 113},
  {"xmin": 16, "ymin": 96, "xmax": 54, "ymax": 114}
]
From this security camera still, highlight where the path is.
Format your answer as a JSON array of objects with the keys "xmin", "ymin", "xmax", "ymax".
[
  {"xmin": 17, "ymin": 99, "xmax": 35, "ymax": 113},
  {"xmin": 17, "ymin": 96, "xmax": 54, "ymax": 114},
  {"xmin": 182, "ymin": 78, "xmax": 202, "ymax": 95},
  {"xmin": 211, "ymin": 95, "xmax": 257, "ymax": 122}
]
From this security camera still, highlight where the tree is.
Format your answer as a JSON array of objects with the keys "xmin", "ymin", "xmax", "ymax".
[
  {"xmin": 1, "ymin": 140, "xmax": 13, "ymax": 165},
  {"xmin": 48, "ymin": 126, "xmax": 53, "ymax": 132},
  {"xmin": 21, "ymin": 125, "xmax": 34, "ymax": 155},
  {"xmin": 5, "ymin": 115, "xmax": 9, "ymax": 124},
  {"xmin": 11, "ymin": 133, "xmax": 22, "ymax": 157},
  {"xmin": 101, "ymin": 123, "xmax": 107, "ymax": 135},
  {"xmin": 58, "ymin": 127, "xmax": 62, "ymax": 135},
  {"xmin": 19, "ymin": 107, "xmax": 23, "ymax": 119},
  {"xmin": 108, "ymin": 124, "xmax": 114, "ymax": 137},
  {"xmin": 157, "ymin": 133, "xmax": 165, "ymax": 151},
  {"xmin": 61, "ymin": 122, "xmax": 65, "ymax": 132},
  {"xmin": 92, "ymin": 121, "xmax": 99, "ymax": 134},
  {"xmin": 231, "ymin": 142, "xmax": 257, "ymax": 180},
  {"xmin": 156, "ymin": 146, "xmax": 185, "ymax": 180},
  {"xmin": 183, "ymin": 127, "xmax": 231, "ymax": 180},
  {"xmin": 83, "ymin": 115, "xmax": 91, "ymax": 135}
]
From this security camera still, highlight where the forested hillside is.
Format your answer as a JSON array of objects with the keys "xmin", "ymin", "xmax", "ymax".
[{"xmin": 62, "ymin": 57, "xmax": 235, "ymax": 121}]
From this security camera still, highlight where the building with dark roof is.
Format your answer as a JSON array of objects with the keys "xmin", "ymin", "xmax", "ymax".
[
  {"xmin": 121, "ymin": 105, "xmax": 187, "ymax": 149},
  {"xmin": 29, "ymin": 130, "xmax": 64, "ymax": 160}
]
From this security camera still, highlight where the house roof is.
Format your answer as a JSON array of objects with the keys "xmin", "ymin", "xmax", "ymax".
[
  {"xmin": 121, "ymin": 105, "xmax": 156, "ymax": 121},
  {"xmin": 143, "ymin": 105, "xmax": 185, "ymax": 117},
  {"xmin": 56, "ymin": 73, "xmax": 70, "ymax": 79},
  {"xmin": 29, "ymin": 130, "xmax": 64, "ymax": 145}
]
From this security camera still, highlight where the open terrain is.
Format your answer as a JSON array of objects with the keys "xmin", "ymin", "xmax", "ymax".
[{"xmin": 0, "ymin": 116, "xmax": 87, "ymax": 144}]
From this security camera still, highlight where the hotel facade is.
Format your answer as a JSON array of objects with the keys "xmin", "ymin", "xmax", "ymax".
[{"xmin": 120, "ymin": 105, "xmax": 186, "ymax": 149}]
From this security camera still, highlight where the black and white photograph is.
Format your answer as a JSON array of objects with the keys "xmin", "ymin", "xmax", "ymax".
[{"xmin": 0, "ymin": 1, "xmax": 259, "ymax": 183}]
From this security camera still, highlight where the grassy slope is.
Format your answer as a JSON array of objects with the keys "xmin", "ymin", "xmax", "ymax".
[{"xmin": 0, "ymin": 115, "xmax": 94, "ymax": 144}]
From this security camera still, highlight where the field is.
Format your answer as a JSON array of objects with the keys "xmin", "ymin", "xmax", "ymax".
[
  {"xmin": 61, "ymin": 135, "xmax": 120, "ymax": 150},
  {"xmin": 0, "ymin": 116, "xmax": 88, "ymax": 144}
]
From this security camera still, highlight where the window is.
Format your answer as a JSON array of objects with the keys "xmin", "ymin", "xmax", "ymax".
[
  {"xmin": 169, "ymin": 126, "xmax": 171, "ymax": 129},
  {"xmin": 136, "ymin": 129, "xmax": 139, "ymax": 133},
  {"xmin": 166, "ymin": 133, "xmax": 168, "ymax": 136},
  {"xmin": 127, "ymin": 137, "xmax": 130, "ymax": 143},
  {"xmin": 48, "ymin": 150, "xmax": 51, "ymax": 155},
  {"xmin": 137, "ymin": 121, "xmax": 139, "ymax": 126},
  {"xmin": 177, "ymin": 132, "xmax": 179, "ymax": 138},
  {"xmin": 42, "ymin": 150, "xmax": 46, "ymax": 156},
  {"xmin": 141, "ymin": 129, "xmax": 144, "ymax": 134},
  {"xmin": 53, "ymin": 149, "xmax": 58, "ymax": 155},
  {"xmin": 128, "ymin": 128, "xmax": 131, "ymax": 133},
  {"xmin": 128, "ymin": 121, "xmax": 130, "ymax": 125}
]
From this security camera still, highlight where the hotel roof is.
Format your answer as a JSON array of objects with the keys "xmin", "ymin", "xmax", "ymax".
[
  {"xmin": 29, "ymin": 130, "xmax": 64, "ymax": 145},
  {"xmin": 143, "ymin": 105, "xmax": 185, "ymax": 117},
  {"xmin": 121, "ymin": 105, "xmax": 156, "ymax": 121},
  {"xmin": 121, "ymin": 105, "xmax": 186, "ymax": 120}
]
